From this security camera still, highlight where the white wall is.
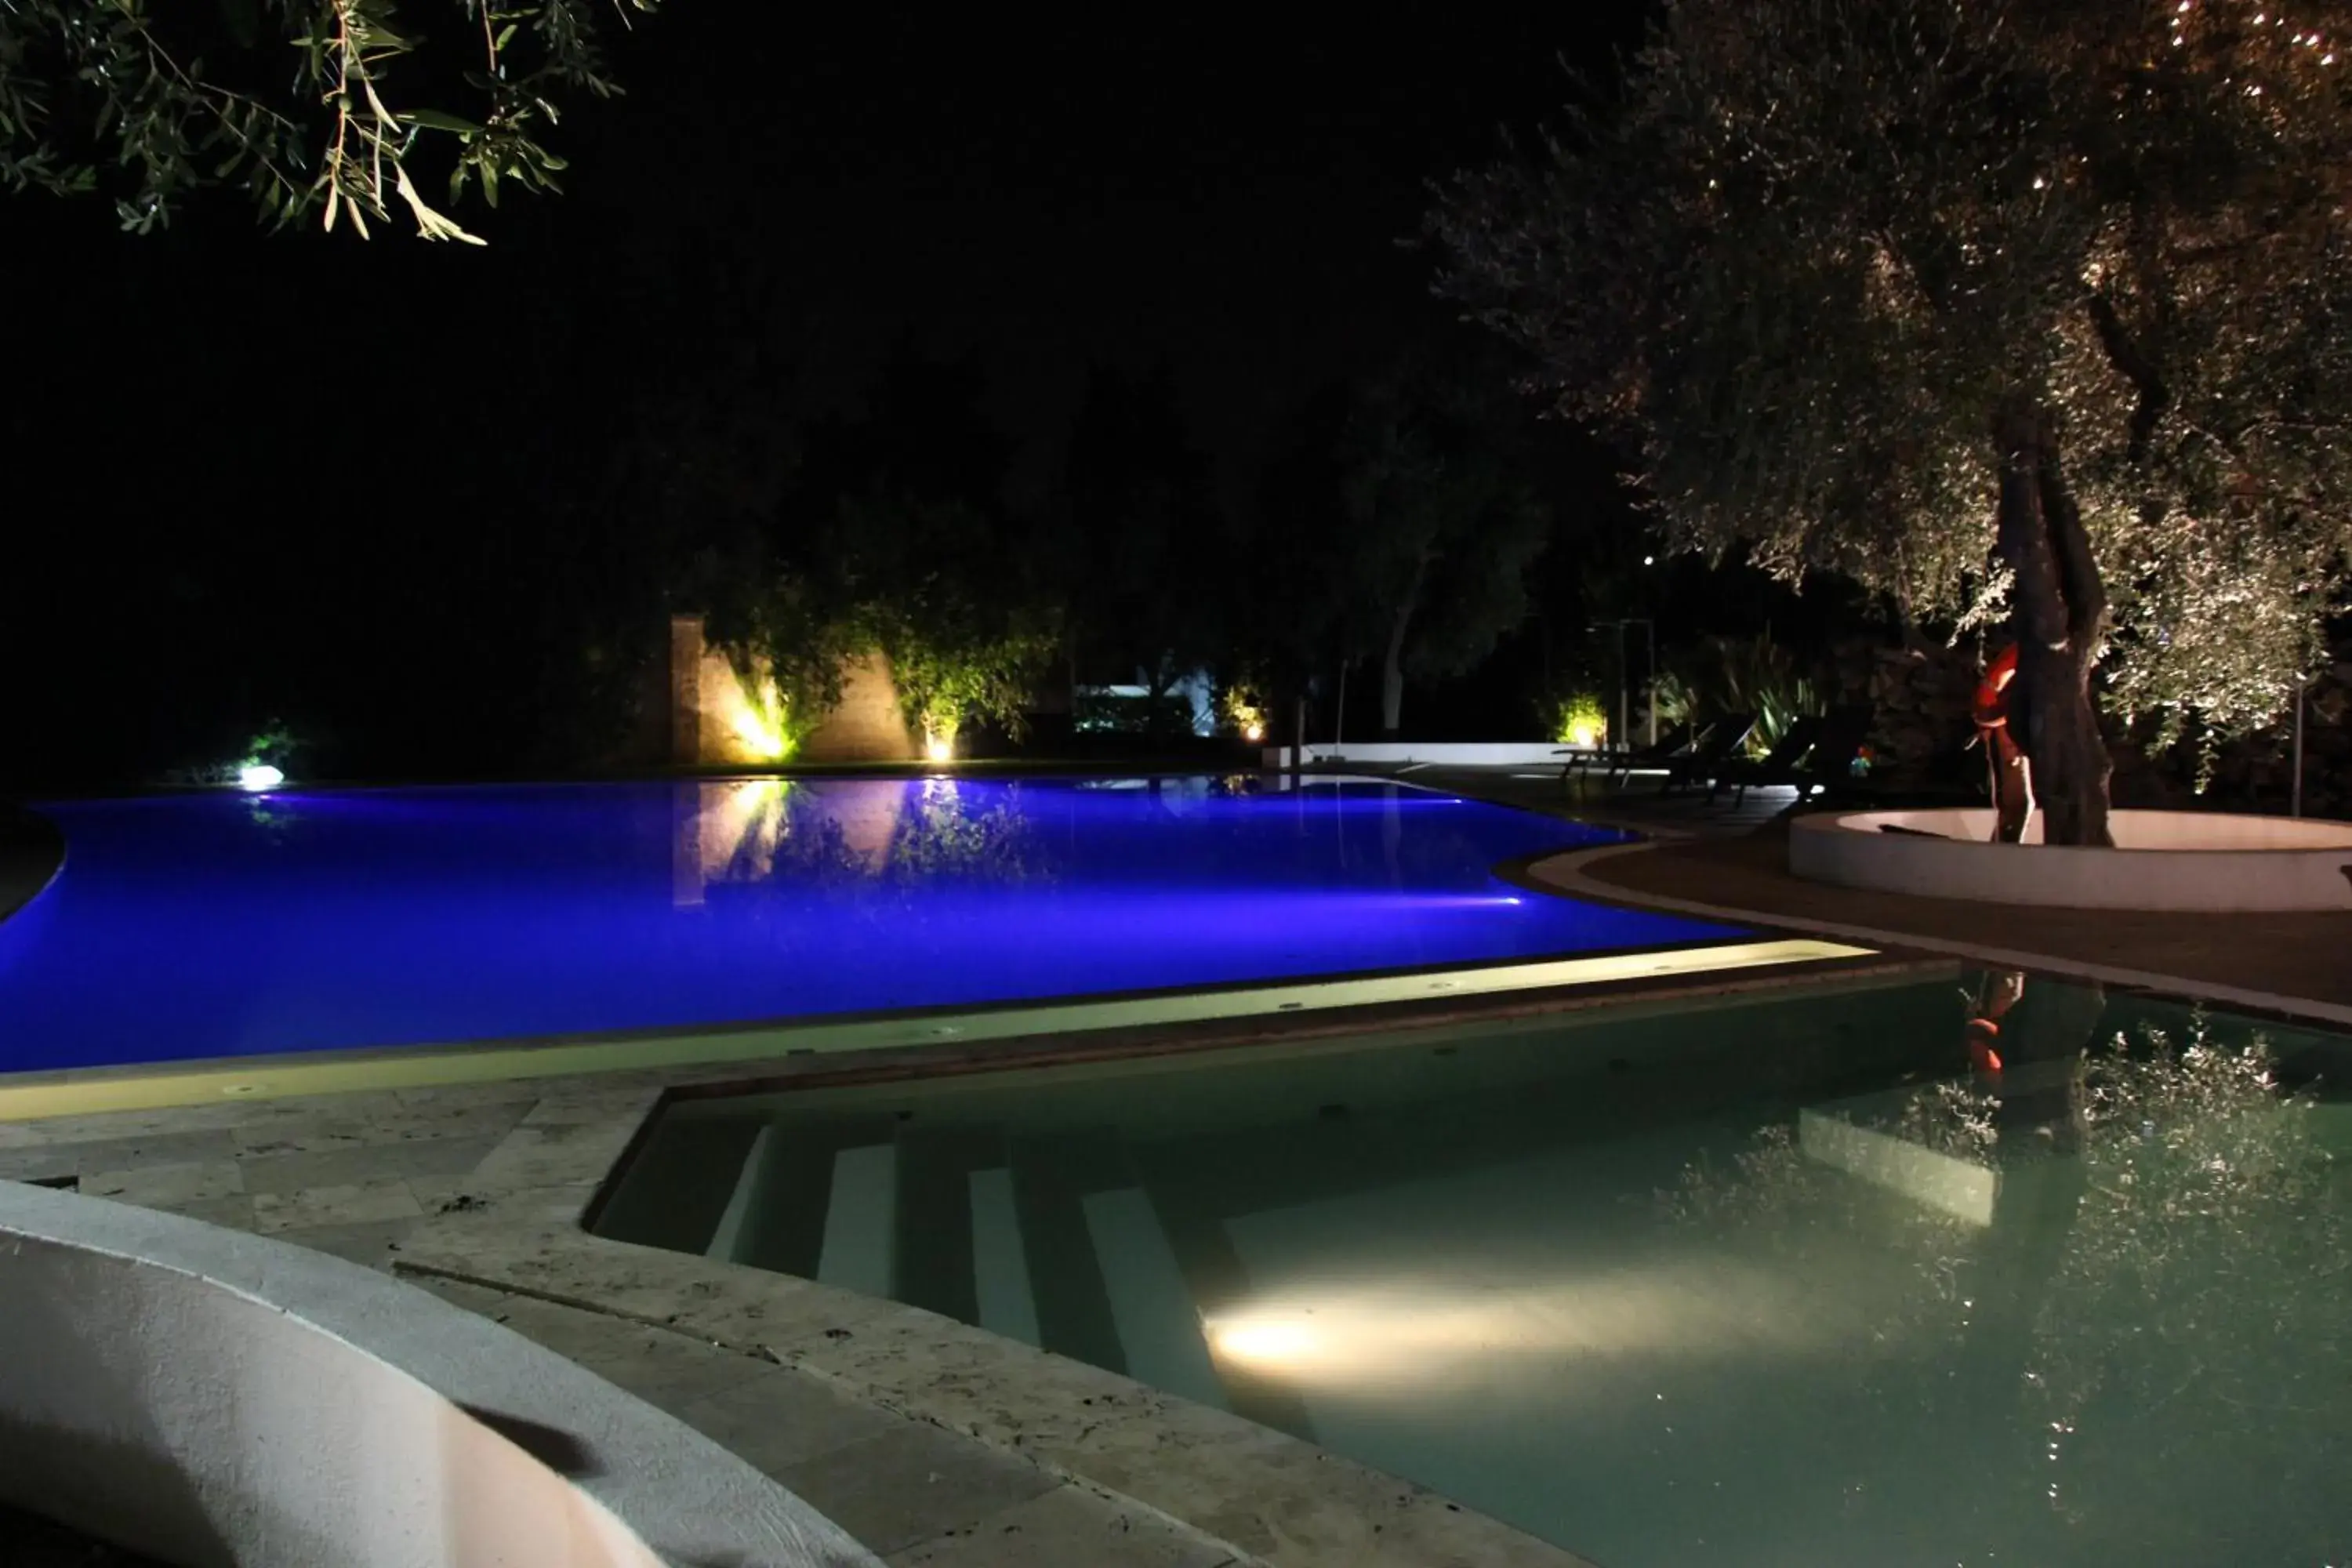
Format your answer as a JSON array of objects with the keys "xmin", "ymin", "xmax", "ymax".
[
  {"xmin": 1790, "ymin": 808, "xmax": 2352, "ymax": 912},
  {"xmin": 0, "ymin": 1181, "xmax": 877, "ymax": 1568}
]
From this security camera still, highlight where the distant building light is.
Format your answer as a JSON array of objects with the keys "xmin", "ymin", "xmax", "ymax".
[
  {"xmin": 238, "ymin": 764, "xmax": 285, "ymax": 793},
  {"xmin": 1643, "ymin": 554, "xmax": 1656, "ymax": 566}
]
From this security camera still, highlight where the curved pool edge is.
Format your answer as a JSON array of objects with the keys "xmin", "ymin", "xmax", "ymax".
[
  {"xmin": 0, "ymin": 804, "xmax": 64, "ymax": 926},
  {"xmin": 1526, "ymin": 839, "xmax": 2352, "ymax": 1033},
  {"xmin": 388, "ymin": 1082, "xmax": 1609, "ymax": 1568}
]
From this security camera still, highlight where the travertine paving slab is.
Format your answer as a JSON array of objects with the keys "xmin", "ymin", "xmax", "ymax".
[
  {"xmin": 78, "ymin": 1160, "xmax": 244, "ymax": 1208},
  {"xmin": 249, "ymin": 1174, "xmax": 423, "ymax": 1232},
  {"xmin": 675, "ymin": 1374, "xmax": 916, "ymax": 1478},
  {"xmin": 886, "ymin": 1483, "xmax": 1238, "ymax": 1568},
  {"xmin": 277, "ymin": 1216, "xmax": 420, "ymax": 1268},
  {"xmin": 771, "ymin": 1422, "xmax": 1061, "ymax": 1557},
  {"xmin": 405, "ymin": 1274, "xmax": 1173, "ymax": 1566},
  {"xmin": 235, "ymin": 1132, "xmax": 509, "ymax": 1194},
  {"xmin": 0, "ymin": 1129, "xmax": 238, "ymax": 1182}
]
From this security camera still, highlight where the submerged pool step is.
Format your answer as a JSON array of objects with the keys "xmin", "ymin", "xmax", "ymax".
[
  {"xmin": 815, "ymin": 1142, "xmax": 898, "ymax": 1298},
  {"xmin": 891, "ymin": 1129, "xmax": 997, "ymax": 1327},
  {"xmin": 704, "ymin": 1125, "xmax": 777, "ymax": 1262},
  {"xmin": 967, "ymin": 1167, "xmax": 1041, "ymax": 1345},
  {"xmin": 690, "ymin": 1118, "xmax": 1235, "ymax": 1412},
  {"xmin": 1080, "ymin": 1185, "xmax": 1228, "ymax": 1412}
]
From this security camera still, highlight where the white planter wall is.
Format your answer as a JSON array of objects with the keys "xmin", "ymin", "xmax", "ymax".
[
  {"xmin": 0, "ymin": 1182, "xmax": 877, "ymax": 1568},
  {"xmin": 1789, "ymin": 808, "xmax": 2352, "ymax": 912}
]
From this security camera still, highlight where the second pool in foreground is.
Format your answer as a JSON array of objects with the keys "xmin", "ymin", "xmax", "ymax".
[{"xmin": 601, "ymin": 971, "xmax": 2352, "ymax": 1568}]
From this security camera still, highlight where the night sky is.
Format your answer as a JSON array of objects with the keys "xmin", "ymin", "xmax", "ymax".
[
  {"xmin": 5, "ymin": 5, "xmax": 1693, "ymax": 786},
  {"xmin": 524, "ymin": 5, "xmax": 1656, "ymax": 499}
]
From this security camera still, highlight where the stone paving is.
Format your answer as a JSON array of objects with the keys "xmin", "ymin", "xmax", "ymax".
[
  {"xmin": 0, "ymin": 1045, "xmax": 1602, "ymax": 1568},
  {"xmin": 0, "ymin": 1082, "xmax": 1244, "ymax": 1568}
]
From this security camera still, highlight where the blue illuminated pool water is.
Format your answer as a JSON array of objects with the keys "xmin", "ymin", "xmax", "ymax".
[{"xmin": 0, "ymin": 776, "xmax": 1739, "ymax": 1072}]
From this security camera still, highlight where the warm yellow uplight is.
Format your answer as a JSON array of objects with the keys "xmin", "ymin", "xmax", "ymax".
[
  {"xmin": 716, "ymin": 666, "xmax": 791, "ymax": 761},
  {"xmin": 1204, "ymin": 1260, "xmax": 1857, "ymax": 1394},
  {"xmin": 1222, "ymin": 689, "xmax": 1268, "ymax": 743},
  {"xmin": 924, "ymin": 731, "xmax": 956, "ymax": 764},
  {"xmin": 1568, "ymin": 722, "xmax": 1599, "ymax": 750},
  {"xmin": 1207, "ymin": 1316, "xmax": 1319, "ymax": 1367}
]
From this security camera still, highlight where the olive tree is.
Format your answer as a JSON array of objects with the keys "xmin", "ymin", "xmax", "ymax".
[
  {"xmin": 0, "ymin": 0, "xmax": 656, "ymax": 240},
  {"xmin": 1432, "ymin": 0, "xmax": 2352, "ymax": 841}
]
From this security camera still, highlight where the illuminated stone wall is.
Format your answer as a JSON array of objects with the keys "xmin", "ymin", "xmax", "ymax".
[
  {"xmin": 668, "ymin": 616, "xmax": 914, "ymax": 765},
  {"xmin": 668, "ymin": 615, "xmax": 705, "ymax": 764},
  {"xmin": 801, "ymin": 652, "xmax": 916, "ymax": 762}
]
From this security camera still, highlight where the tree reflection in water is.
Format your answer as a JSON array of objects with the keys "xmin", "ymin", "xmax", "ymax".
[
  {"xmin": 682, "ymin": 777, "xmax": 1052, "ymax": 902},
  {"xmin": 1668, "ymin": 975, "xmax": 2350, "ymax": 1563}
]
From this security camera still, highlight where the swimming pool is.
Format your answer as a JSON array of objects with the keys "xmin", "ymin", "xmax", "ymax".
[
  {"xmin": 0, "ymin": 775, "xmax": 1743, "ymax": 1073},
  {"xmin": 599, "ymin": 971, "xmax": 2352, "ymax": 1568}
]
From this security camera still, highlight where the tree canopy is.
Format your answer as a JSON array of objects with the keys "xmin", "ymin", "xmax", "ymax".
[
  {"xmin": 667, "ymin": 351, "xmax": 1062, "ymax": 757},
  {"xmin": 1432, "ymin": 0, "xmax": 2352, "ymax": 829},
  {"xmin": 1327, "ymin": 349, "xmax": 1553, "ymax": 738},
  {"xmin": 1057, "ymin": 364, "xmax": 1230, "ymax": 729},
  {"xmin": 0, "ymin": 0, "xmax": 656, "ymax": 239}
]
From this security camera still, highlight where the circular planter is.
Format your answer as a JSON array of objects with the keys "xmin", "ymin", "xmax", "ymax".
[{"xmin": 1788, "ymin": 808, "xmax": 2352, "ymax": 912}]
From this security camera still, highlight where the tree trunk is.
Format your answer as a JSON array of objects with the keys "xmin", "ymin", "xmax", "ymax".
[
  {"xmin": 1381, "ymin": 559, "xmax": 1428, "ymax": 742},
  {"xmin": 1381, "ymin": 612, "xmax": 1409, "ymax": 740},
  {"xmin": 1991, "ymin": 399, "xmax": 2112, "ymax": 848}
]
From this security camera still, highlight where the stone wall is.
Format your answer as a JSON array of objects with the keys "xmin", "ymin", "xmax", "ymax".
[
  {"xmin": 669, "ymin": 615, "xmax": 704, "ymax": 764},
  {"xmin": 668, "ymin": 617, "xmax": 915, "ymax": 766},
  {"xmin": 800, "ymin": 651, "xmax": 915, "ymax": 763}
]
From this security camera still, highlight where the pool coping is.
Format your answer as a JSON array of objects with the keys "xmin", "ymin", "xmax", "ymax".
[
  {"xmin": 369, "ymin": 954, "xmax": 1952, "ymax": 1568},
  {"xmin": 0, "ymin": 935, "xmax": 1884, "ymax": 1118}
]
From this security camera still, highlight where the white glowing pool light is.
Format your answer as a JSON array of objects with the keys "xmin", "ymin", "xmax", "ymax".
[{"xmin": 237, "ymin": 764, "xmax": 285, "ymax": 793}]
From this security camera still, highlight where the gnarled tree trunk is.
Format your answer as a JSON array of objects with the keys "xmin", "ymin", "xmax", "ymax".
[{"xmin": 1991, "ymin": 399, "xmax": 2112, "ymax": 848}]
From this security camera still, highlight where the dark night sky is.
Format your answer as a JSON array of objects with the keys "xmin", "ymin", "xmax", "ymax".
[
  {"xmin": 7, "ymin": 5, "xmax": 1661, "ymax": 492},
  {"xmin": 557, "ymin": 6, "xmax": 1653, "ymax": 499},
  {"xmin": 5, "ymin": 5, "xmax": 1667, "ymax": 783}
]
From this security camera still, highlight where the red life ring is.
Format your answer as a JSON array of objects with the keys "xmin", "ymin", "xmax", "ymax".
[{"xmin": 1973, "ymin": 644, "xmax": 2018, "ymax": 730}]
